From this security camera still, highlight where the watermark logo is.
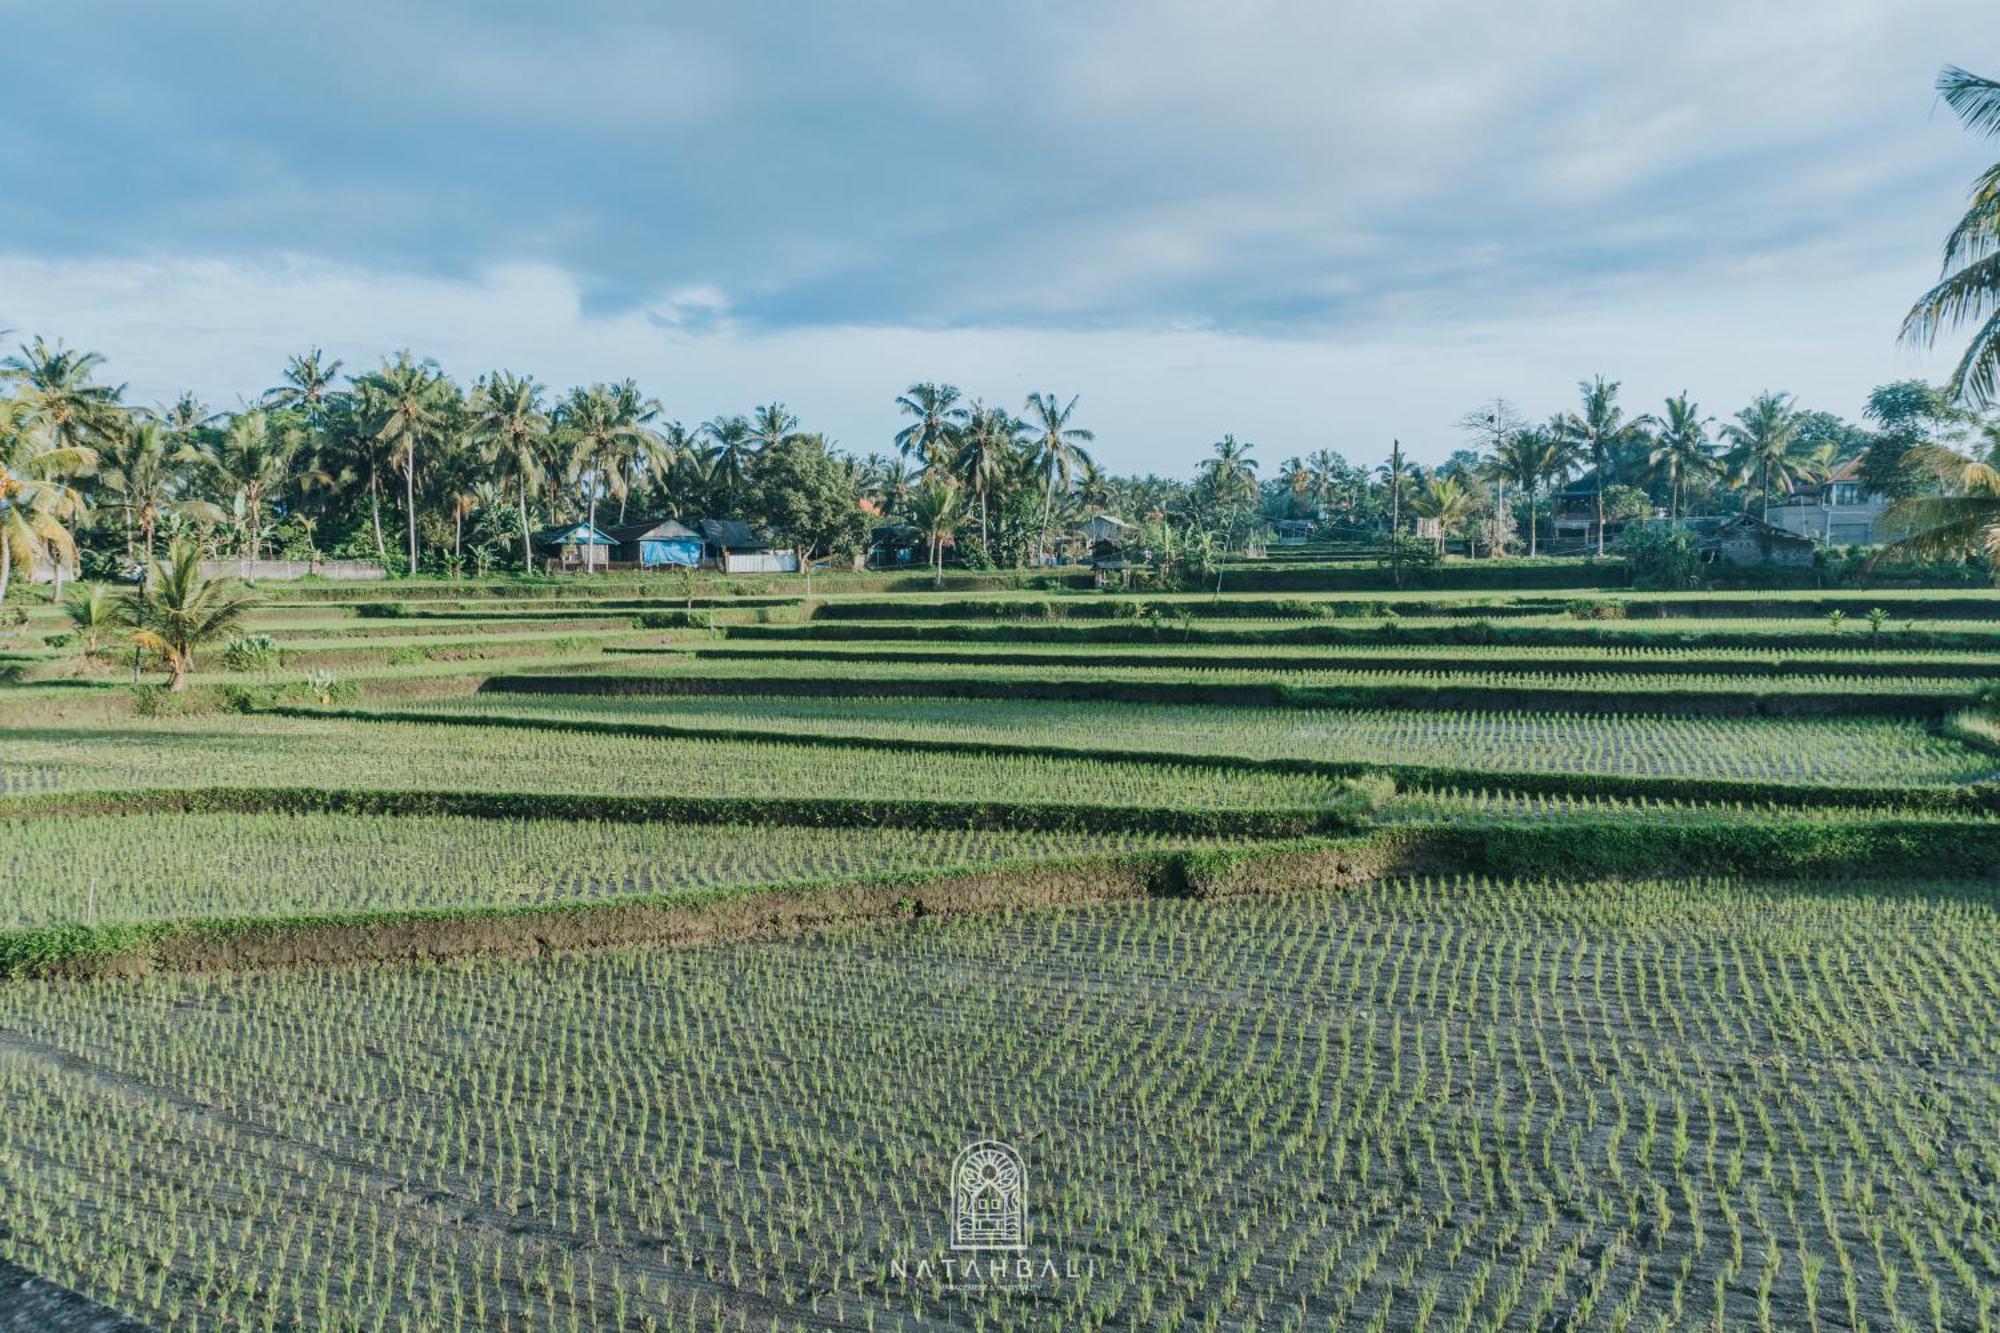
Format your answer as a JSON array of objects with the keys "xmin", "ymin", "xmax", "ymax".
[
  {"xmin": 951, "ymin": 1140, "xmax": 1026, "ymax": 1252},
  {"xmin": 888, "ymin": 1138, "xmax": 1096, "ymax": 1292}
]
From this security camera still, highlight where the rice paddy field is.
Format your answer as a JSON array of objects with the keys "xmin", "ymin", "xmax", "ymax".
[
  {"xmin": 402, "ymin": 692, "xmax": 2000, "ymax": 785},
  {"xmin": 2, "ymin": 877, "xmax": 1997, "ymax": 1331},
  {"xmin": 3, "ymin": 570, "xmax": 2000, "ymax": 1329}
]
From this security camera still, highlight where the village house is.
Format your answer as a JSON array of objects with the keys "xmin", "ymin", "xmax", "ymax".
[
  {"xmin": 531, "ymin": 521, "xmax": 616, "ymax": 571},
  {"xmin": 1708, "ymin": 514, "xmax": 1818, "ymax": 567},
  {"xmin": 1765, "ymin": 458, "xmax": 1891, "ymax": 547},
  {"xmin": 699, "ymin": 518, "xmax": 800, "ymax": 574},
  {"xmin": 607, "ymin": 518, "xmax": 704, "ymax": 569}
]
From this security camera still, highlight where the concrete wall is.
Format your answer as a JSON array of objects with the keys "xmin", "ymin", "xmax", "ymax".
[
  {"xmin": 1767, "ymin": 504, "xmax": 1885, "ymax": 547},
  {"xmin": 198, "ymin": 559, "xmax": 387, "ymax": 581}
]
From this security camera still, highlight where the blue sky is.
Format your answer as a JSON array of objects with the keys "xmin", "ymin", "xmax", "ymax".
[{"xmin": 0, "ymin": 1, "xmax": 1991, "ymax": 469}]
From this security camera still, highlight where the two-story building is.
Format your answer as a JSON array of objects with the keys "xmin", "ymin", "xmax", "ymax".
[{"xmin": 1767, "ymin": 459, "xmax": 1888, "ymax": 547}]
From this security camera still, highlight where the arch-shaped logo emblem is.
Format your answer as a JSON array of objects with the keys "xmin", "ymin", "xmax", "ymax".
[{"xmin": 951, "ymin": 1140, "xmax": 1027, "ymax": 1252}]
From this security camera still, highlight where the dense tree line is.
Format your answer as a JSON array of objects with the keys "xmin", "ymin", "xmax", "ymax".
[{"xmin": 7, "ymin": 328, "xmax": 2000, "ymax": 605}]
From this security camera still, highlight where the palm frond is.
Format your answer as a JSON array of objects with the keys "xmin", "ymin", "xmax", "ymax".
[
  {"xmin": 1947, "ymin": 307, "xmax": 2000, "ymax": 407},
  {"xmin": 1902, "ymin": 252, "xmax": 2000, "ymax": 346},
  {"xmin": 1941, "ymin": 161, "xmax": 2000, "ymax": 272},
  {"xmin": 1940, "ymin": 65, "xmax": 2000, "ymax": 137}
]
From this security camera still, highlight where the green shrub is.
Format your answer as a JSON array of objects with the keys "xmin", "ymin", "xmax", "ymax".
[
  {"xmin": 221, "ymin": 634, "xmax": 282, "ymax": 672},
  {"xmin": 635, "ymin": 610, "xmax": 714, "ymax": 630},
  {"xmin": 42, "ymin": 632, "xmax": 75, "ymax": 649}
]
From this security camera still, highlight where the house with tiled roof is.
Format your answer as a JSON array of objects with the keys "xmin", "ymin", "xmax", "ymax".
[{"xmin": 1767, "ymin": 457, "xmax": 1890, "ymax": 547}]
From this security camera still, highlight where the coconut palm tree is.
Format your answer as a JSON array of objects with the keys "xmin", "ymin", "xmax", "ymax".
[
  {"xmin": 1201, "ymin": 436, "xmax": 1260, "ymax": 509},
  {"xmin": 1487, "ymin": 425, "xmax": 1577, "ymax": 558},
  {"xmin": 264, "ymin": 348, "xmax": 345, "ymax": 423},
  {"xmin": 210, "ymin": 410, "xmax": 306, "ymax": 563},
  {"xmin": 701, "ymin": 414, "xmax": 758, "ymax": 502},
  {"xmin": 951, "ymin": 402, "xmax": 1023, "ymax": 548},
  {"xmin": 1721, "ymin": 391, "xmax": 1809, "ymax": 524},
  {"xmin": 156, "ymin": 393, "xmax": 221, "ymax": 439},
  {"xmin": 748, "ymin": 402, "xmax": 802, "ymax": 454},
  {"xmin": 1557, "ymin": 376, "xmax": 1653, "ymax": 557},
  {"xmin": 557, "ymin": 384, "xmax": 657, "ymax": 551},
  {"xmin": 1304, "ymin": 449, "xmax": 1344, "ymax": 520},
  {"xmin": 1411, "ymin": 474, "xmax": 1476, "ymax": 555},
  {"xmin": 1879, "ymin": 444, "xmax": 2000, "ymax": 561},
  {"xmin": 355, "ymin": 352, "xmax": 453, "ymax": 573},
  {"xmin": 1903, "ymin": 66, "xmax": 2000, "ymax": 405},
  {"xmin": 470, "ymin": 372, "xmax": 549, "ymax": 570},
  {"xmin": 97, "ymin": 420, "xmax": 220, "ymax": 562},
  {"xmin": 894, "ymin": 383, "xmax": 968, "ymax": 470},
  {"xmin": 1023, "ymin": 392, "xmax": 1095, "ymax": 562},
  {"xmin": 1648, "ymin": 393, "xmax": 1717, "ymax": 519},
  {"xmin": 125, "ymin": 539, "xmax": 261, "ymax": 689},
  {"xmin": 3, "ymin": 338, "xmax": 125, "ymax": 461},
  {"xmin": 907, "ymin": 478, "xmax": 968, "ymax": 587},
  {"xmin": 63, "ymin": 581, "xmax": 119, "ymax": 656},
  {"xmin": 0, "ymin": 397, "xmax": 97, "ymax": 604}
]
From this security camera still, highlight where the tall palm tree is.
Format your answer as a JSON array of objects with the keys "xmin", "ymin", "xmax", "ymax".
[
  {"xmin": 607, "ymin": 380, "xmax": 663, "ymax": 523},
  {"xmin": 748, "ymin": 402, "xmax": 802, "ymax": 455},
  {"xmin": 1304, "ymin": 449, "xmax": 1343, "ymax": 520},
  {"xmin": 0, "ymin": 398, "xmax": 98, "ymax": 603},
  {"xmin": 907, "ymin": 478, "xmax": 968, "ymax": 588},
  {"xmin": 1721, "ymin": 391, "xmax": 1809, "ymax": 525},
  {"xmin": 1557, "ymin": 376, "xmax": 1653, "ymax": 556},
  {"xmin": 97, "ymin": 420, "xmax": 218, "ymax": 561},
  {"xmin": 470, "ymin": 372, "xmax": 549, "ymax": 571},
  {"xmin": 894, "ymin": 383, "xmax": 968, "ymax": 470},
  {"xmin": 1648, "ymin": 393, "xmax": 1717, "ymax": 520},
  {"xmin": 3, "ymin": 338, "xmax": 122, "ymax": 594},
  {"xmin": 557, "ymin": 385, "xmax": 650, "ymax": 556},
  {"xmin": 1903, "ymin": 66, "xmax": 2000, "ymax": 405},
  {"xmin": 210, "ymin": 410, "xmax": 304, "ymax": 563},
  {"xmin": 355, "ymin": 352, "xmax": 453, "ymax": 573},
  {"xmin": 264, "ymin": 348, "xmax": 345, "ymax": 423},
  {"xmin": 3, "ymin": 338, "xmax": 125, "ymax": 460},
  {"xmin": 1487, "ymin": 425, "xmax": 1578, "ymax": 558},
  {"xmin": 1023, "ymin": 392, "xmax": 1095, "ymax": 562},
  {"xmin": 125, "ymin": 539, "xmax": 260, "ymax": 689},
  {"xmin": 701, "ymin": 414, "xmax": 757, "ymax": 502},
  {"xmin": 952, "ymin": 402, "xmax": 1022, "ymax": 547},
  {"xmin": 1201, "ymin": 436, "xmax": 1260, "ymax": 508}
]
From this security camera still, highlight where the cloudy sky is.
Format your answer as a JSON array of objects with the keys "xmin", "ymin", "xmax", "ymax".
[{"xmin": 0, "ymin": 1, "xmax": 1992, "ymax": 470}]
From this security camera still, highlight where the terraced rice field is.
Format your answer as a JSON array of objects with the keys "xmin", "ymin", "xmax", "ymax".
[
  {"xmin": 592, "ymin": 651, "xmax": 1986, "ymax": 703},
  {"xmin": 0, "ymin": 715, "xmax": 1349, "ymax": 809},
  {"xmin": 1, "ymin": 876, "xmax": 1995, "ymax": 1331},
  {"xmin": 8, "ymin": 574, "xmax": 2000, "ymax": 1330},
  {"xmin": 0, "ymin": 814, "xmax": 1224, "ymax": 927},
  {"xmin": 408, "ymin": 692, "xmax": 2000, "ymax": 785}
]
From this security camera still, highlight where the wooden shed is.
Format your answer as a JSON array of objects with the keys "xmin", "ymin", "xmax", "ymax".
[{"xmin": 532, "ymin": 521, "xmax": 617, "ymax": 570}]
